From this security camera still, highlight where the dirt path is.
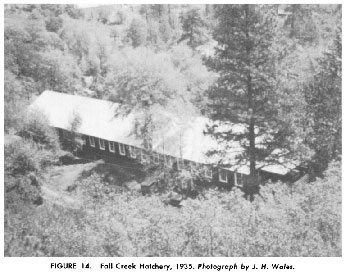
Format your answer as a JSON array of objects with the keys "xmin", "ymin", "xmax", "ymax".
[{"xmin": 41, "ymin": 161, "xmax": 100, "ymax": 208}]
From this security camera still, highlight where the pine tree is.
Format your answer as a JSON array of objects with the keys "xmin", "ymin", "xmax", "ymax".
[
  {"xmin": 206, "ymin": 5, "xmax": 279, "ymax": 192},
  {"xmin": 305, "ymin": 27, "xmax": 341, "ymax": 174},
  {"xmin": 284, "ymin": 4, "xmax": 318, "ymax": 44},
  {"xmin": 127, "ymin": 17, "xmax": 147, "ymax": 48},
  {"xmin": 179, "ymin": 8, "xmax": 208, "ymax": 49},
  {"xmin": 158, "ymin": 5, "xmax": 172, "ymax": 43}
]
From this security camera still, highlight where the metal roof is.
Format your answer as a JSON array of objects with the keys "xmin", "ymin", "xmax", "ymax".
[
  {"xmin": 29, "ymin": 91, "xmax": 223, "ymax": 164},
  {"xmin": 30, "ymin": 90, "xmax": 299, "ymax": 175}
]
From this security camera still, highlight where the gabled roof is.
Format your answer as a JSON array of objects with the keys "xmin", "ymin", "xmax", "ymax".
[
  {"xmin": 259, "ymin": 149, "xmax": 300, "ymax": 176},
  {"xmin": 29, "ymin": 91, "xmax": 225, "ymax": 164},
  {"xmin": 30, "ymin": 90, "xmax": 300, "ymax": 175},
  {"xmin": 30, "ymin": 90, "xmax": 140, "ymax": 145}
]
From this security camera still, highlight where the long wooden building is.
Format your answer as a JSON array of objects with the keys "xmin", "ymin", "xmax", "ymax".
[{"xmin": 30, "ymin": 90, "xmax": 303, "ymax": 188}]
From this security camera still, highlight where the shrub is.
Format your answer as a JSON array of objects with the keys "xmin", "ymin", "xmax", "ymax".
[
  {"xmin": 4, "ymin": 156, "xmax": 341, "ymax": 257},
  {"xmin": 45, "ymin": 16, "xmax": 63, "ymax": 33},
  {"xmin": 18, "ymin": 108, "xmax": 60, "ymax": 151},
  {"xmin": 5, "ymin": 136, "xmax": 59, "ymax": 176},
  {"xmin": 5, "ymin": 175, "xmax": 42, "ymax": 209},
  {"xmin": 61, "ymin": 111, "xmax": 85, "ymax": 154},
  {"xmin": 5, "ymin": 138, "xmax": 40, "ymax": 176}
]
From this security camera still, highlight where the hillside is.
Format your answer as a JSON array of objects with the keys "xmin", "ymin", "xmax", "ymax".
[
  {"xmin": 4, "ymin": 4, "xmax": 341, "ymax": 257},
  {"xmin": 5, "ymin": 155, "xmax": 341, "ymax": 256}
]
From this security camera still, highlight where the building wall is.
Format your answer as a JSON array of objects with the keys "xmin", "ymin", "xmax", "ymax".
[{"xmin": 56, "ymin": 127, "xmax": 247, "ymax": 190}]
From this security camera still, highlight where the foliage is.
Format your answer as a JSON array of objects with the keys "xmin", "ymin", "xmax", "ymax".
[
  {"xmin": 5, "ymin": 175, "xmax": 42, "ymax": 211},
  {"xmin": 4, "ymin": 70, "xmax": 26, "ymax": 131},
  {"xmin": 105, "ymin": 48, "xmax": 185, "ymax": 105},
  {"xmin": 5, "ymin": 139, "xmax": 40, "ymax": 176},
  {"xmin": 4, "ymin": 135, "xmax": 57, "ymax": 213},
  {"xmin": 103, "ymin": 47, "xmax": 200, "ymax": 147},
  {"xmin": 4, "ymin": 161, "xmax": 341, "ymax": 256},
  {"xmin": 35, "ymin": 49, "xmax": 81, "ymax": 92},
  {"xmin": 3, "ymin": 4, "xmax": 342, "ymax": 258},
  {"xmin": 304, "ymin": 28, "xmax": 341, "ymax": 174},
  {"xmin": 127, "ymin": 16, "xmax": 148, "ymax": 48},
  {"xmin": 5, "ymin": 137, "xmax": 59, "ymax": 177},
  {"xmin": 5, "ymin": 16, "xmax": 81, "ymax": 95},
  {"xmin": 159, "ymin": 14, "xmax": 172, "ymax": 44},
  {"xmin": 284, "ymin": 5, "xmax": 319, "ymax": 44},
  {"xmin": 179, "ymin": 8, "xmax": 209, "ymax": 49},
  {"xmin": 62, "ymin": 111, "xmax": 85, "ymax": 153},
  {"xmin": 206, "ymin": 5, "xmax": 280, "ymax": 189},
  {"xmin": 45, "ymin": 16, "xmax": 63, "ymax": 33},
  {"xmin": 18, "ymin": 109, "xmax": 60, "ymax": 151}
]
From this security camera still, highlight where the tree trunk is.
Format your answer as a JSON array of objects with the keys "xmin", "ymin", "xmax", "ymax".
[
  {"xmin": 190, "ymin": 22, "xmax": 193, "ymax": 48},
  {"xmin": 247, "ymin": 75, "xmax": 257, "ymax": 185},
  {"xmin": 168, "ymin": 5, "xmax": 172, "ymax": 27},
  {"xmin": 245, "ymin": 5, "xmax": 257, "ymax": 187},
  {"xmin": 290, "ymin": 5, "xmax": 298, "ymax": 38}
]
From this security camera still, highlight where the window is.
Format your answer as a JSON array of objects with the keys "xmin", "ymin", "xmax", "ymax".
[
  {"xmin": 219, "ymin": 169, "xmax": 228, "ymax": 183},
  {"xmin": 154, "ymin": 153, "xmax": 159, "ymax": 164},
  {"xmin": 169, "ymin": 156, "xmax": 174, "ymax": 167},
  {"xmin": 177, "ymin": 158, "xmax": 184, "ymax": 170},
  {"xmin": 141, "ymin": 150, "xmax": 147, "ymax": 163},
  {"xmin": 99, "ymin": 139, "xmax": 105, "ymax": 150},
  {"xmin": 89, "ymin": 136, "xmax": 95, "ymax": 147},
  {"xmin": 119, "ymin": 143, "xmax": 126, "ymax": 155},
  {"xmin": 129, "ymin": 146, "xmax": 137, "ymax": 158},
  {"xmin": 205, "ymin": 166, "xmax": 212, "ymax": 179},
  {"xmin": 109, "ymin": 141, "xmax": 115, "ymax": 153},
  {"xmin": 234, "ymin": 172, "xmax": 243, "ymax": 187}
]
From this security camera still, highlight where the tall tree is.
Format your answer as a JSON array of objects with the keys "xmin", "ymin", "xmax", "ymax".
[
  {"xmin": 159, "ymin": 8, "xmax": 172, "ymax": 43},
  {"xmin": 206, "ymin": 5, "xmax": 279, "ymax": 193},
  {"xmin": 127, "ymin": 17, "xmax": 147, "ymax": 48},
  {"xmin": 305, "ymin": 27, "xmax": 341, "ymax": 175},
  {"xmin": 179, "ymin": 8, "xmax": 208, "ymax": 49},
  {"xmin": 104, "ymin": 48, "xmax": 196, "ymax": 149},
  {"xmin": 284, "ymin": 4, "xmax": 318, "ymax": 44}
]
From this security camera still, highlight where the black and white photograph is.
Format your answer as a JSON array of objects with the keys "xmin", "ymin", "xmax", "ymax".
[{"xmin": 3, "ymin": 2, "xmax": 342, "ymax": 259}]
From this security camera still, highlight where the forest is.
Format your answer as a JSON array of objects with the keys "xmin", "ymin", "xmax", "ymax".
[{"xmin": 4, "ymin": 4, "xmax": 342, "ymax": 256}]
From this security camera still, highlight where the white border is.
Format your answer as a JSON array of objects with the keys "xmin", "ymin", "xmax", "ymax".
[
  {"xmin": 98, "ymin": 139, "xmax": 105, "ymax": 150},
  {"xmin": 89, "ymin": 136, "xmax": 95, "ymax": 147},
  {"xmin": 205, "ymin": 166, "xmax": 213, "ymax": 179},
  {"xmin": 108, "ymin": 141, "xmax": 115, "ymax": 153},
  {"xmin": 119, "ymin": 143, "xmax": 126, "ymax": 155},
  {"xmin": 1, "ymin": 1, "xmax": 345, "ymax": 273},
  {"xmin": 219, "ymin": 168, "xmax": 228, "ymax": 183}
]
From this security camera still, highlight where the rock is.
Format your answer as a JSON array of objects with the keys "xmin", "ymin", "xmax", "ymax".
[
  {"xmin": 33, "ymin": 196, "xmax": 43, "ymax": 206},
  {"xmin": 59, "ymin": 152, "xmax": 75, "ymax": 165},
  {"xmin": 164, "ymin": 191, "xmax": 184, "ymax": 208},
  {"xmin": 28, "ymin": 173, "xmax": 39, "ymax": 187},
  {"xmin": 141, "ymin": 178, "xmax": 158, "ymax": 195},
  {"xmin": 124, "ymin": 180, "xmax": 141, "ymax": 192},
  {"xmin": 105, "ymin": 175, "xmax": 117, "ymax": 184},
  {"xmin": 66, "ymin": 184, "xmax": 77, "ymax": 192}
]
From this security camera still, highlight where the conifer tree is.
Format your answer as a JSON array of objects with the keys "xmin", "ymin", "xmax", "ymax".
[
  {"xmin": 305, "ymin": 27, "xmax": 341, "ymax": 174},
  {"xmin": 127, "ymin": 17, "xmax": 147, "ymax": 48},
  {"xmin": 179, "ymin": 8, "xmax": 208, "ymax": 49},
  {"xmin": 206, "ymin": 5, "xmax": 280, "ymax": 192}
]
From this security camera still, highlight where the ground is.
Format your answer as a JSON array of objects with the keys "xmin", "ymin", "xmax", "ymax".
[
  {"xmin": 41, "ymin": 160, "xmax": 143, "ymax": 209},
  {"xmin": 42, "ymin": 161, "xmax": 99, "ymax": 209}
]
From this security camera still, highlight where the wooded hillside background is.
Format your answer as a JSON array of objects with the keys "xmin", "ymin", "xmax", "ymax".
[{"xmin": 4, "ymin": 4, "xmax": 342, "ymax": 257}]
